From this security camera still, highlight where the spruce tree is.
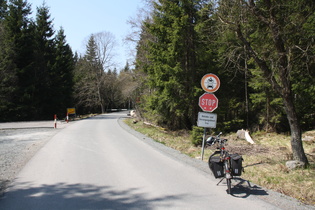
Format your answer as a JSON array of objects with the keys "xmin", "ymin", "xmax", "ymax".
[
  {"xmin": 0, "ymin": 0, "xmax": 14, "ymax": 121},
  {"xmin": 33, "ymin": 3, "xmax": 55, "ymax": 119},
  {"xmin": 2, "ymin": 0, "xmax": 35, "ymax": 120},
  {"xmin": 140, "ymin": 0, "xmax": 214, "ymax": 129},
  {"xmin": 73, "ymin": 35, "xmax": 104, "ymax": 113},
  {"xmin": 0, "ymin": 0, "xmax": 7, "ymax": 19},
  {"xmin": 52, "ymin": 27, "xmax": 74, "ymax": 116}
]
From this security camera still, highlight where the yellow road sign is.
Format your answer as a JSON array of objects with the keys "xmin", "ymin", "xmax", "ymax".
[{"xmin": 67, "ymin": 108, "xmax": 76, "ymax": 115}]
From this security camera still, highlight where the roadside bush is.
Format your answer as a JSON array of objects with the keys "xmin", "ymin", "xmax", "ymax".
[{"xmin": 191, "ymin": 126, "xmax": 204, "ymax": 146}]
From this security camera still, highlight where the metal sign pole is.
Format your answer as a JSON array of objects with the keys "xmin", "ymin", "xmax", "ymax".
[
  {"xmin": 199, "ymin": 73, "xmax": 220, "ymax": 160},
  {"xmin": 201, "ymin": 128, "xmax": 206, "ymax": 160}
]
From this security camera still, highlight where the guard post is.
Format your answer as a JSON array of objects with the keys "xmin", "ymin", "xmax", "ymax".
[{"xmin": 54, "ymin": 114, "xmax": 57, "ymax": 129}]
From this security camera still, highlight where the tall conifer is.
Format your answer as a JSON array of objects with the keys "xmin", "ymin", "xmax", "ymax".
[
  {"xmin": 73, "ymin": 35, "xmax": 104, "ymax": 113},
  {"xmin": 2, "ymin": 0, "xmax": 34, "ymax": 120},
  {"xmin": 53, "ymin": 27, "xmax": 74, "ymax": 116},
  {"xmin": 140, "ymin": 0, "xmax": 214, "ymax": 129},
  {"xmin": 33, "ymin": 3, "xmax": 55, "ymax": 119}
]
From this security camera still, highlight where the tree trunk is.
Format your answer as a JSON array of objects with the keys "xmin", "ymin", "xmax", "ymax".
[
  {"xmin": 97, "ymin": 84, "xmax": 104, "ymax": 113},
  {"xmin": 282, "ymin": 93, "xmax": 309, "ymax": 165},
  {"xmin": 235, "ymin": 25, "xmax": 309, "ymax": 166}
]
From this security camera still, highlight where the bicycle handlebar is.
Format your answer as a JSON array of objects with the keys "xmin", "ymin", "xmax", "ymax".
[
  {"xmin": 206, "ymin": 132, "xmax": 227, "ymax": 146},
  {"xmin": 217, "ymin": 132, "xmax": 222, "ymax": 138}
]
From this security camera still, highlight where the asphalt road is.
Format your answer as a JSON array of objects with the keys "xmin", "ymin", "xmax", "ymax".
[{"xmin": 0, "ymin": 112, "xmax": 309, "ymax": 209}]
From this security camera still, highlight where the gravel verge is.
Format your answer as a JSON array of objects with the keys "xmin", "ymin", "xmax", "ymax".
[{"xmin": 0, "ymin": 121, "xmax": 70, "ymax": 195}]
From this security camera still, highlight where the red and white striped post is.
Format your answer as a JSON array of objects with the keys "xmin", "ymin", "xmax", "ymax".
[
  {"xmin": 66, "ymin": 112, "xmax": 69, "ymax": 123},
  {"xmin": 54, "ymin": 114, "xmax": 57, "ymax": 129}
]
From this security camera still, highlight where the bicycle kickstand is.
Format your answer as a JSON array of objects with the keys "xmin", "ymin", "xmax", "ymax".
[{"xmin": 217, "ymin": 177, "xmax": 225, "ymax": 186}]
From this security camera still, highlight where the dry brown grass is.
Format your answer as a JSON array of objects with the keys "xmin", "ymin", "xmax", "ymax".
[
  {"xmin": 124, "ymin": 119, "xmax": 315, "ymax": 206},
  {"xmin": 232, "ymin": 132, "xmax": 315, "ymax": 206}
]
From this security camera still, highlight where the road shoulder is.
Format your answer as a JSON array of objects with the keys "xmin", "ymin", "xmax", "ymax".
[{"xmin": 118, "ymin": 116, "xmax": 315, "ymax": 210}]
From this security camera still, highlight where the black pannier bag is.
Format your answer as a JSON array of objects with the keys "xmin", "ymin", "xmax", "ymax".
[
  {"xmin": 208, "ymin": 156, "xmax": 224, "ymax": 178},
  {"xmin": 230, "ymin": 154, "xmax": 243, "ymax": 176}
]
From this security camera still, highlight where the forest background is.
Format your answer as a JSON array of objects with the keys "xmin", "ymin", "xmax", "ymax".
[{"xmin": 0, "ymin": 0, "xmax": 314, "ymax": 164}]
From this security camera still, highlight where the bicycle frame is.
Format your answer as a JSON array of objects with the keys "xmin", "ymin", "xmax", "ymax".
[{"xmin": 207, "ymin": 133, "xmax": 233, "ymax": 194}]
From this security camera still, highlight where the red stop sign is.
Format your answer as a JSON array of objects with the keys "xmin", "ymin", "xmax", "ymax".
[{"xmin": 199, "ymin": 93, "xmax": 218, "ymax": 112}]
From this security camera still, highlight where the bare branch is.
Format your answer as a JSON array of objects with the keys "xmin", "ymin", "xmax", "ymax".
[{"xmin": 94, "ymin": 31, "xmax": 117, "ymax": 71}]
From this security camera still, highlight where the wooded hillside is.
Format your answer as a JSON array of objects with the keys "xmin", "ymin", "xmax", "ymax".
[{"xmin": 131, "ymin": 0, "xmax": 314, "ymax": 165}]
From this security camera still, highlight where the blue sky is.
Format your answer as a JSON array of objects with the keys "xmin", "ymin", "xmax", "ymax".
[{"xmin": 28, "ymin": 0, "xmax": 144, "ymax": 69}]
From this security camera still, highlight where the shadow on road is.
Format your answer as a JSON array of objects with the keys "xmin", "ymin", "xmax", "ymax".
[
  {"xmin": 230, "ymin": 178, "xmax": 269, "ymax": 198},
  {"xmin": 214, "ymin": 177, "xmax": 268, "ymax": 198},
  {"xmin": 1, "ymin": 182, "xmax": 186, "ymax": 210}
]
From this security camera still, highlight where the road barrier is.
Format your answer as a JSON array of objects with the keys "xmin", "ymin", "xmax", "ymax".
[{"xmin": 54, "ymin": 114, "xmax": 57, "ymax": 129}]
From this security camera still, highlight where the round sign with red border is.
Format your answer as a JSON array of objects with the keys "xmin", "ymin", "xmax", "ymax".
[{"xmin": 201, "ymin": 73, "xmax": 220, "ymax": 93}]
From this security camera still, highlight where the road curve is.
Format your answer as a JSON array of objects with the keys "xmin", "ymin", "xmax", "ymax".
[{"xmin": 0, "ymin": 112, "xmax": 300, "ymax": 209}]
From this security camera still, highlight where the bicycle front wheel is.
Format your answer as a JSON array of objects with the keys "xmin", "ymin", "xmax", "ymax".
[{"xmin": 226, "ymin": 178, "xmax": 231, "ymax": 194}]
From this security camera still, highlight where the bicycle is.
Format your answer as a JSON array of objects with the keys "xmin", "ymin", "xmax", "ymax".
[{"xmin": 206, "ymin": 132, "xmax": 243, "ymax": 194}]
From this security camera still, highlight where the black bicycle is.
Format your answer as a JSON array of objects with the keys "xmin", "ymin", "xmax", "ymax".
[{"xmin": 207, "ymin": 132, "xmax": 243, "ymax": 194}]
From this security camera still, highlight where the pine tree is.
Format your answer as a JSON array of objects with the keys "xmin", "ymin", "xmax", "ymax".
[
  {"xmin": 123, "ymin": 61, "xmax": 130, "ymax": 72},
  {"xmin": 1, "ymin": 1, "xmax": 75, "ymax": 120},
  {"xmin": 139, "ymin": 0, "xmax": 215, "ymax": 129},
  {"xmin": 0, "ymin": 0, "xmax": 7, "ymax": 19},
  {"xmin": 1, "ymin": 0, "xmax": 35, "ymax": 120},
  {"xmin": 0, "ymin": 0, "xmax": 15, "ymax": 121},
  {"xmin": 147, "ymin": 0, "xmax": 188, "ymax": 128},
  {"xmin": 74, "ymin": 35, "xmax": 104, "ymax": 113},
  {"xmin": 52, "ymin": 27, "xmax": 74, "ymax": 116},
  {"xmin": 33, "ymin": 3, "xmax": 55, "ymax": 119}
]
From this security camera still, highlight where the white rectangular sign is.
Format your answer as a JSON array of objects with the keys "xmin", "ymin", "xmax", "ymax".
[{"xmin": 197, "ymin": 112, "xmax": 217, "ymax": 128}]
